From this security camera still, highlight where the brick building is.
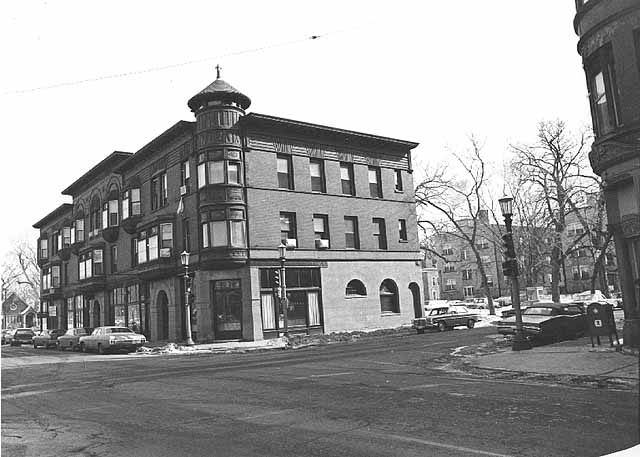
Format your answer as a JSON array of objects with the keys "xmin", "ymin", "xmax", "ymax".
[
  {"xmin": 33, "ymin": 74, "xmax": 423, "ymax": 342},
  {"xmin": 574, "ymin": 0, "xmax": 640, "ymax": 345}
]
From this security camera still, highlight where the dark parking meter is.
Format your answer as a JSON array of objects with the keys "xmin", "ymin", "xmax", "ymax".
[{"xmin": 586, "ymin": 302, "xmax": 619, "ymax": 347}]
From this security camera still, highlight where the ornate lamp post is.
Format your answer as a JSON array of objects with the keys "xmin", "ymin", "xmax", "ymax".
[
  {"xmin": 498, "ymin": 196, "xmax": 531, "ymax": 351},
  {"xmin": 180, "ymin": 250, "xmax": 195, "ymax": 346},
  {"xmin": 278, "ymin": 242, "xmax": 289, "ymax": 337}
]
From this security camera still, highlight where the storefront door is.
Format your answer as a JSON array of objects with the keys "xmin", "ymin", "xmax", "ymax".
[{"xmin": 212, "ymin": 280, "xmax": 242, "ymax": 340}]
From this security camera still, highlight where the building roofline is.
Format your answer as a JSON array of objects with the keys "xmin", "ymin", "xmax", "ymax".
[
  {"xmin": 62, "ymin": 151, "xmax": 133, "ymax": 196},
  {"xmin": 32, "ymin": 203, "xmax": 73, "ymax": 229},
  {"xmin": 241, "ymin": 113, "xmax": 419, "ymax": 150},
  {"xmin": 113, "ymin": 121, "xmax": 194, "ymax": 173}
]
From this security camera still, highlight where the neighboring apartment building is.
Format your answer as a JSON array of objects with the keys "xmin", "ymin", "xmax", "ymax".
[
  {"xmin": 574, "ymin": 0, "xmax": 640, "ymax": 345},
  {"xmin": 33, "ymin": 74, "xmax": 423, "ymax": 343},
  {"xmin": 427, "ymin": 211, "xmax": 506, "ymax": 302},
  {"xmin": 426, "ymin": 206, "xmax": 618, "ymax": 301}
]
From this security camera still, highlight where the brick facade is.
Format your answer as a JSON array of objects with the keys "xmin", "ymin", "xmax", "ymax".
[{"xmin": 33, "ymin": 75, "xmax": 422, "ymax": 342}]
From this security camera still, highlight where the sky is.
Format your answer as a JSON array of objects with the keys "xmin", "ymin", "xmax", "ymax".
[{"xmin": 0, "ymin": 0, "xmax": 591, "ymax": 260}]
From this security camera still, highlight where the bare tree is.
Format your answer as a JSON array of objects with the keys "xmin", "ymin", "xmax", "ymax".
[
  {"xmin": 1, "ymin": 239, "xmax": 40, "ymax": 307},
  {"xmin": 511, "ymin": 120, "xmax": 598, "ymax": 302},
  {"xmin": 415, "ymin": 137, "xmax": 500, "ymax": 314}
]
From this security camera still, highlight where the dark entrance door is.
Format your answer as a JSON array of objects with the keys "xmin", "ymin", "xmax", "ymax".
[
  {"xmin": 409, "ymin": 282, "xmax": 422, "ymax": 318},
  {"xmin": 92, "ymin": 300, "xmax": 100, "ymax": 327},
  {"xmin": 157, "ymin": 291, "xmax": 169, "ymax": 341},
  {"xmin": 213, "ymin": 280, "xmax": 242, "ymax": 340}
]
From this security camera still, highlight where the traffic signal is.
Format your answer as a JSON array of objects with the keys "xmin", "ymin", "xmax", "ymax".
[
  {"xmin": 502, "ymin": 259, "xmax": 519, "ymax": 278},
  {"xmin": 502, "ymin": 233, "xmax": 516, "ymax": 259}
]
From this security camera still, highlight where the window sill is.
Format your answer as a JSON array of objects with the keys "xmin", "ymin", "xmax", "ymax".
[
  {"xmin": 345, "ymin": 295, "xmax": 367, "ymax": 299},
  {"xmin": 380, "ymin": 312, "xmax": 400, "ymax": 317}
]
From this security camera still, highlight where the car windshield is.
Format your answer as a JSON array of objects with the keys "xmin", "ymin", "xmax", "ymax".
[
  {"xmin": 106, "ymin": 328, "xmax": 134, "ymax": 334},
  {"xmin": 523, "ymin": 307, "xmax": 556, "ymax": 316}
]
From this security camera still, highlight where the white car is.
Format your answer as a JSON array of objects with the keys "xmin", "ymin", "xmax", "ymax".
[{"xmin": 79, "ymin": 326, "xmax": 146, "ymax": 354}]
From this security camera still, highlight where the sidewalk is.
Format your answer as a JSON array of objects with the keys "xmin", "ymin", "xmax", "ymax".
[{"xmin": 469, "ymin": 337, "xmax": 638, "ymax": 382}]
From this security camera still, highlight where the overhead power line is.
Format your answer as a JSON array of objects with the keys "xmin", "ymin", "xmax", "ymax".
[{"xmin": 3, "ymin": 33, "xmax": 327, "ymax": 96}]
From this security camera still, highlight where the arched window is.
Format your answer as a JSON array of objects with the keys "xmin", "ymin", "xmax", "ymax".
[
  {"xmin": 102, "ymin": 187, "xmax": 119, "ymax": 228},
  {"xmin": 379, "ymin": 279, "xmax": 399, "ymax": 313},
  {"xmin": 345, "ymin": 279, "xmax": 367, "ymax": 296}
]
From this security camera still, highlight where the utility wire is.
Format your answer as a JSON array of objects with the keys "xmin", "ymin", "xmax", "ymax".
[{"xmin": 2, "ymin": 33, "xmax": 326, "ymax": 96}]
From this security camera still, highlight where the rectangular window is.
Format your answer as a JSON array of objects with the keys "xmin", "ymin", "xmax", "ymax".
[
  {"xmin": 586, "ymin": 44, "xmax": 619, "ymax": 137},
  {"xmin": 463, "ymin": 286, "xmax": 474, "ymax": 297},
  {"xmin": 109, "ymin": 199, "xmax": 118, "ymax": 226},
  {"xmin": 394, "ymin": 169, "xmax": 403, "ymax": 192},
  {"xmin": 131, "ymin": 188, "xmax": 140, "ymax": 216},
  {"xmin": 210, "ymin": 221, "xmax": 227, "ymax": 247},
  {"xmin": 151, "ymin": 177, "xmax": 158, "ymax": 210},
  {"xmin": 209, "ymin": 161, "xmax": 224, "ymax": 184},
  {"xmin": 443, "ymin": 246, "xmax": 454, "ymax": 256},
  {"xmin": 181, "ymin": 160, "xmax": 191, "ymax": 189},
  {"xmin": 111, "ymin": 245, "xmax": 118, "ymax": 273},
  {"xmin": 444, "ymin": 263, "xmax": 455, "ymax": 273},
  {"xmin": 228, "ymin": 162, "xmax": 240, "ymax": 184},
  {"xmin": 445, "ymin": 279, "xmax": 456, "ymax": 291},
  {"xmin": 309, "ymin": 159, "xmax": 326, "ymax": 193},
  {"xmin": 486, "ymin": 275, "xmax": 494, "ymax": 287},
  {"xmin": 229, "ymin": 221, "xmax": 245, "ymax": 247},
  {"xmin": 102, "ymin": 203, "xmax": 109, "ymax": 230},
  {"xmin": 132, "ymin": 238, "xmax": 138, "ymax": 267},
  {"xmin": 461, "ymin": 249, "xmax": 468, "ymax": 260},
  {"xmin": 368, "ymin": 167, "xmax": 382, "ymax": 198},
  {"xmin": 93, "ymin": 249, "xmax": 103, "ymax": 275},
  {"xmin": 198, "ymin": 162, "xmax": 206, "ymax": 189},
  {"xmin": 398, "ymin": 219, "xmax": 407, "ymax": 241},
  {"xmin": 340, "ymin": 162, "xmax": 355, "ymax": 195},
  {"xmin": 75, "ymin": 219, "xmax": 85, "ymax": 242},
  {"xmin": 148, "ymin": 233, "xmax": 158, "ymax": 261},
  {"xmin": 160, "ymin": 223, "xmax": 173, "ymax": 249},
  {"xmin": 138, "ymin": 238, "xmax": 147, "ymax": 264},
  {"xmin": 344, "ymin": 216, "xmax": 359, "ymax": 249},
  {"xmin": 160, "ymin": 173, "xmax": 168, "ymax": 207},
  {"xmin": 373, "ymin": 218, "xmax": 387, "ymax": 250},
  {"xmin": 39, "ymin": 238, "xmax": 48, "ymax": 259},
  {"xmin": 62, "ymin": 227, "xmax": 72, "ymax": 248},
  {"xmin": 313, "ymin": 214, "xmax": 329, "ymax": 245},
  {"xmin": 280, "ymin": 212, "xmax": 297, "ymax": 242},
  {"xmin": 277, "ymin": 155, "xmax": 293, "ymax": 190},
  {"xmin": 462, "ymin": 269, "xmax": 473, "ymax": 280}
]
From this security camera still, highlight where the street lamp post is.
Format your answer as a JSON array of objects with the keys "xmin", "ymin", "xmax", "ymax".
[
  {"xmin": 498, "ymin": 196, "xmax": 532, "ymax": 351},
  {"xmin": 180, "ymin": 250, "xmax": 195, "ymax": 346},
  {"xmin": 278, "ymin": 243, "xmax": 289, "ymax": 337}
]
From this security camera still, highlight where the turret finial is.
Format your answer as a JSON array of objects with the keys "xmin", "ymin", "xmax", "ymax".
[{"xmin": 216, "ymin": 64, "xmax": 222, "ymax": 79}]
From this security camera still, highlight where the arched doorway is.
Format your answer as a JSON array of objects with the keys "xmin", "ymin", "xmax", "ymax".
[
  {"xmin": 157, "ymin": 291, "xmax": 169, "ymax": 341},
  {"xmin": 409, "ymin": 282, "xmax": 422, "ymax": 318}
]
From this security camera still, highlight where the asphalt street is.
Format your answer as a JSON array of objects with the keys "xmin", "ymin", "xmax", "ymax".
[{"xmin": 2, "ymin": 327, "xmax": 637, "ymax": 457}]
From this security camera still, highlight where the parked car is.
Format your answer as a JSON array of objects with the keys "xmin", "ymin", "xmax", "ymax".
[
  {"xmin": 56, "ymin": 327, "xmax": 94, "ymax": 351},
  {"xmin": 79, "ymin": 326, "xmax": 147, "ymax": 354},
  {"xmin": 6, "ymin": 328, "xmax": 36, "ymax": 346},
  {"xmin": 412, "ymin": 305, "xmax": 479, "ymax": 333},
  {"xmin": 33, "ymin": 329, "xmax": 67, "ymax": 349},
  {"xmin": 496, "ymin": 302, "xmax": 586, "ymax": 342},
  {"xmin": 1, "ymin": 329, "xmax": 15, "ymax": 345}
]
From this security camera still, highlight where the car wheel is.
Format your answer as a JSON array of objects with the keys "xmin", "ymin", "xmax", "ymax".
[
  {"xmin": 57, "ymin": 342, "xmax": 63, "ymax": 351},
  {"xmin": 80, "ymin": 343, "xmax": 86, "ymax": 353},
  {"xmin": 417, "ymin": 328, "xmax": 425, "ymax": 334},
  {"xmin": 467, "ymin": 319, "xmax": 475, "ymax": 329},
  {"xmin": 98, "ymin": 344, "xmax": 105, "ymax": 355},
  {"xmin": 437, "ymin": 321, "xmax": 447, "ymax": 332}
]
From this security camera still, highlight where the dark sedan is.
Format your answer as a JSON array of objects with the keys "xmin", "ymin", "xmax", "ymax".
[
  {"xmin": 496, "ymin": 302, "xmax": 586, "ymax": 342},
  {"xmin": 6, "ymin": 328, "xmax": 36, "ymax": 346},
  {"xmin": 33, "ymin": 329, "xmax": 67, "ymax": 349}
]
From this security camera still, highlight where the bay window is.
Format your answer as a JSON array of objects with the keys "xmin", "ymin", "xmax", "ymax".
[
  {"xmin": 135, "ymin": 223, "xmax": 174, "ymax": 264},
  {"xmin": 201, "ymin": 209, "xmax": 246, "ymax": 249},
  {"xmin": 197, "ymin": 153, "xmax": 242, "ymax": 188},
  {"xmin": 79, "ymin": 249, "xmax": 103, "ymax": 279},
  {"xmin": 586, "ymin": 44, "xmax": 620, "ymax": 137},
  {"xmin": 122, "ymin": 188, "xmax": 141, "ymax": 220}
]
